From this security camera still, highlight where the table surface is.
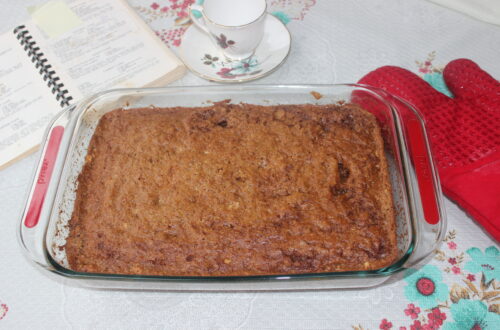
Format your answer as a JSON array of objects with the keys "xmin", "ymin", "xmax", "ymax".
[{"xmin": 1, "ymin": 1, "xmax": 499, "ymax": 329}]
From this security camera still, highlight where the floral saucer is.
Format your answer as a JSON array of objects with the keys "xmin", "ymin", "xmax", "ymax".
[{"xmin": 179, "ymin": 14, "xmax": 291, "ymax": 83}]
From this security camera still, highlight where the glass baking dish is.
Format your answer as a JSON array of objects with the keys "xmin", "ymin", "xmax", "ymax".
[{"xmin": 18, "ymin": 85, "xmax": 446, "ymax": 291}]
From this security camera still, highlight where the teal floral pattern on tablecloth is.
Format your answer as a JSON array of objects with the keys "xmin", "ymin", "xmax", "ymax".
[
  {"xmin": 443, "ymin": 299, "xmax": 500, "ymax": 330},
  {"xmin": 416, "ymin": 51, "xmax": 453, "ymax": 97},
  {"xmin": 423, "ymin": 72, "xmax": 453, "ymax": 97},
  {"xmin": 191, "ymin": 0, "xmax": 204, "ymax": 18},
  {"xmin": 136, "ymin": 0, "xmax": 316, "ymax": 47},
  {"xmin": 404, "ymin": 265, "xmax": 449, "ymax": 309},
  {"xmin": 464, "ymin": 247, "xmax": 500, "ymax": 282},
  {"xmin": 354, "ymin": 229, "xmax": 500, "ymax": 330}
]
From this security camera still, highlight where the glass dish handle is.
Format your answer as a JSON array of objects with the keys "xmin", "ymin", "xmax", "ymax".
[
  {"xmin": 405, "ymin": 117, "xmax": 440, "ymax": 226},
  {"xmin": 24, "ymin": 126, "xmax": 65, "ymax": 228},
  {"xmin": 391, "ymin": 96, "xmax": 447, "ymax": 268},
  {"xmin": 18, "ymin": 107, "xmax": 74, "ymax": 268}
]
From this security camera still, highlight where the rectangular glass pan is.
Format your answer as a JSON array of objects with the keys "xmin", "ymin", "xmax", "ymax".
[{"xmin": 18, "ymin": 85, "xmax": 446, "ymax": 291}]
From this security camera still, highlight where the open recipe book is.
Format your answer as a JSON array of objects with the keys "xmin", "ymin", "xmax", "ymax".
[{"xmin": 0, "ymin": 0, "xmax": 185, "ymax": 169}]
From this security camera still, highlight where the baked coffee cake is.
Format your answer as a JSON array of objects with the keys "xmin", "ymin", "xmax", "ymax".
[{"xmin": 64, "ymin": 102, "xmax": 398, "ymax": 276}]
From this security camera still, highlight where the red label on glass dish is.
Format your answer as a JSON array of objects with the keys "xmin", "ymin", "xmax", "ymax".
[
  {"xmin": 406, "ymin": 118, "xmax": 439, "ymax": 225},
  {"xmin": 24, "ymin": 126, "xmax": 64, "ymax": 228}
]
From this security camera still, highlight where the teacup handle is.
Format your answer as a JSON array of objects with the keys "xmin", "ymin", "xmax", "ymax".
[{"xmin": 189, "ymin": 4, "xmax": 211, "ymax": 35}]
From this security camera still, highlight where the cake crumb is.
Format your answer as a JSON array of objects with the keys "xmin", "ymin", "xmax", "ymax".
[{"xmin": 310, "ymin": 91, "xmax": 323, "ymax": 100}]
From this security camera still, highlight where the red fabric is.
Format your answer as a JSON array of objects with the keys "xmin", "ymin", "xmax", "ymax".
[{"xmin": 359, "ymin": 59, "xmax": 500, "ymax": 241}]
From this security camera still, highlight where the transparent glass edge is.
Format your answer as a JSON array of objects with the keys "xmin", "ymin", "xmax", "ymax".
[
  {"xmin": 17, "ymin": 105, "xmax": 77, "ymax": 269},
  {"xmin": 389, "ymin": 97, "xmax": 447, "ymax": 268}
]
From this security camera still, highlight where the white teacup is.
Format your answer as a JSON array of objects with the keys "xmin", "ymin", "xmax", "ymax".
[{"xmin": 189, "ymin": 0, "xmax": 267, "ymax": 60}]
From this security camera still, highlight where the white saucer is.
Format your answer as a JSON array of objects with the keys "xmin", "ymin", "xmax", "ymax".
[{"xmin": 179, "ymin": 14, "xmax": 291, "ymax": 83}]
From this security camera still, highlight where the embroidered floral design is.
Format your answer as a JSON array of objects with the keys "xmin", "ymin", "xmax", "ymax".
[
  {"xmin": 0, "ymin": 303, "xmax": 8, "ymax": 320},
  {"xmin": 405, "ymin": 304, "xmax": 421, "ymax": 320},
  {"xmin": 410, "ymin": 320, "xmax": 424, "ymax": 330},
  {"xmin": 352, "ymin": 217, "xmax": 500, "ymax": 329},
  {"xmin": 416, "ymin": 51, "xmax": 441, "ymax": 74},
  {"xmin": 150, "ymin": 2, "xmax": 170, "ymax": 13},
  {"xmin": 423, "ymin": 73, "xmax": 453, "ymax": 98},
  {"xmin": 446, "ymin": 271, "xmax": 499, "ymax": 309},
  {"xmin": 136, "ymin": 0, "xmax": 199, "ymax": 46},
  {"xmin": 449, "ymin": 283, "xmax": 469, "ymax": 303},
  {"xmin": 137, "ymin": 0, "xmax": 195, "ymax": 23},
  {"xmin": 269, "ymin": 0, "xmax": 316, "ymax": 21},
  {"xmin": 131, "ymin": 1, "xmax": 317, "ymax": 50},
  {"xmin": 137, "ymin": 0, "xmax": 316, "ymax": 48},
  {"xmin": 415, "ymin": 51, "xmax": 452, "ymax": 97},
  {"xmin": 443, "ymin": 299, "xmax": 500, "ymax": 330},
  {"xmin": 464, "ymin": 247, "xmax": 500, "ymax": 282},
  {"xmin": 379, "ymin": 318, "xmax": 393, "ymax": 330},
  {"xmin": 155, "ymin": 27, "xmax": 188, "ymax": 47},
  {"xmin": 451, "ymin": 266, "xmax": 460, "ymax": 275},
  {"xmin": 404, "ymin": 265, "xmax": 449, "ymax": 309},
  {"xmin": 435, "ymin": 230, "xmax": 465, "ymax": 275},
  {"xmin": 435, "ymin": 245, "xmax": 499, "ymax": 329},
  {"xmin": 427, "ymin": 308, "xmax": 447, "ymax": 327}
]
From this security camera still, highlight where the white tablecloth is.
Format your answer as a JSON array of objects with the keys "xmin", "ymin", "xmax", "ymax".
[{"xmin": 0, "ymin": 0, "xmax": 499, "ymax": 329}]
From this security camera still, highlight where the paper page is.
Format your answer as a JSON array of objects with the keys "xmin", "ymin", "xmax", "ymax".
[
  {"xmin": 27, "ymin": 0, "xmax": 184, "ymax": 99},
  {"xmin": 0, "ymin": 32, "xmax": 63, "ymax": 169}
]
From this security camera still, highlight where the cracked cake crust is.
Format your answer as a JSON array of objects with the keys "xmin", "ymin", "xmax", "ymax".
[{"xmin": 64, "ymin": 102, "xmax": 398, "ymax": 276}]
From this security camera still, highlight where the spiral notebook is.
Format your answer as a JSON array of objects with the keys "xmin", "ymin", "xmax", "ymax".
[{"xmin": 0, "ymin": 0, "xmax": 185, "ymax": 170}]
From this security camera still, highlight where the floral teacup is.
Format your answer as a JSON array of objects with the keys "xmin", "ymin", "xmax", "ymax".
[{"xmin": 189, "ymin": 0, "xmax": 267, "ymax": 60}]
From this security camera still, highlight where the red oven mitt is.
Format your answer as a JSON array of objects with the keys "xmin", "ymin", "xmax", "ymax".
[{"xmin": 359, "ymin": 59, "xmax": 500, "ymax": 241}]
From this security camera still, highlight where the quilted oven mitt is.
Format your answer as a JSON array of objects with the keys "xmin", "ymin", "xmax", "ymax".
[{"xmin": 358, "ymin": 59, "xmax": 500, "ymax": 241}]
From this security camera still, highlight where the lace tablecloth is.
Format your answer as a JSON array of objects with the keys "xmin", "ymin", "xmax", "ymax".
[{"xmin": 0, "ymin": 1, "xmax": 499, "ymax": 329}]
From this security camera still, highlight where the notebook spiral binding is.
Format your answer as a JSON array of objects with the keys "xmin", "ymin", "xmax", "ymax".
[{"xmin": 13, "ymin": 25, "xmax": 73, "ymax": 107}]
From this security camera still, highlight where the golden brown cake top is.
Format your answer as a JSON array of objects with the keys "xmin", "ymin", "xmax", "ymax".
[{"xmin": 65, "ymin": 102, "xmax": 398, "ymax": 276}]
